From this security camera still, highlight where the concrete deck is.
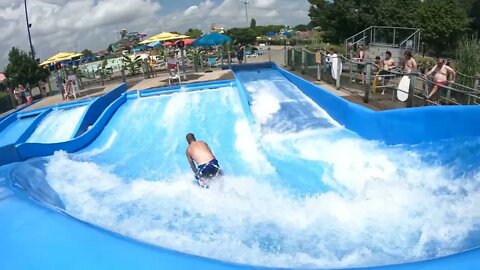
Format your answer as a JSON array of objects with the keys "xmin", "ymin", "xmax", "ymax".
[{"xmin": 128, "ymin": 70, "xmax": 233, "ymax": 91}]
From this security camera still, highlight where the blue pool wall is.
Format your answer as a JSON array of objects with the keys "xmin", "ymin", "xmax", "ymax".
[{"xmin": 231, "ymin": 62, "xmax": 480, "ymax": 145}]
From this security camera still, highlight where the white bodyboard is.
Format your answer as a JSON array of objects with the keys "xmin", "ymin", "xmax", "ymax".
[
  {"xmin": 397, "ymin": 76, "xmax": 410, "ymax": 102},
  {"xmin": 331, "ymin": 57, "xmax": 343, "ymax": 80}
]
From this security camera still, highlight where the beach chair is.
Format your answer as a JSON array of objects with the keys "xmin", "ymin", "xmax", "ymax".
[{"xmin": 168, "ymin": 65, "xmax": 181, "ymax": 85}]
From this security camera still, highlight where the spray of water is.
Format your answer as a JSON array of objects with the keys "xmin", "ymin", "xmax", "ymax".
[{"xmin": 27, "ymin": 106, "xmax": 87, "ymax": 143}]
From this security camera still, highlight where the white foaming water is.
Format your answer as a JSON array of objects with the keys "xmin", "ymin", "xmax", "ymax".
[
  {"xmin": 241, "ymin": 75, "xmax": 340, "ymax": 131},
  {"xmin": 24, "ymin": 81, "xmax": 480, "ymax": 268},
  {"xmin": 43, "ymin": 137, "xmax": 480, "ymax": 269},
  {"xmin": 27, "ymin": 106, "xmax": 87, "ymax": 143}
]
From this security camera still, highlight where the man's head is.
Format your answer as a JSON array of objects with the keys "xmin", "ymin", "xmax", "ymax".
[
  {"xmin": 186, "ymin": 133, "xmax": 196, "ymax": 144},
  {"xmin": 169, "ymin": 51, "xmax": 175, "ymax": 57},
  {"xmin": 329, "ymin": 48, "xmax": 336, "ymax": 54},
  {"xmin": 404, "ymin": 50, "xmax": 412, "ymax": 59},
  {"xmin": 437, "ymin": 58, "xmax": 445, "ymax": 66},
  {"xmin": 385, "ymin": 51, "xmax": 392, "ymax": 59}
]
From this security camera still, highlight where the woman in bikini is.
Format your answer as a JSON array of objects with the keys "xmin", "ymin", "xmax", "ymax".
[{"xmin": 425, "ymin": 58, "xmax": 456, "ymax": 100}]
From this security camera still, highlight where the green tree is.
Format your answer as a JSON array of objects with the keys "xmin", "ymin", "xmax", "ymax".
[
  {"xmin": 470, "ymin": 0, "xmax": 480, "ymax": 34},
  {"xmin": 226, "ymin": 28, "xmax": 257, "ymax": 44},
  {"xmin": 185, "ymin": 28, "xmax": 203, "ymax": 39},
  {"xmin": 455, "ymin": 35, "xmax": 480, "ymax": 87},
  {"xmin": 294, "ymin": 24, "xmax": 309, "ymax": 31},
  {"xmin": 254, "ymin": 25, "xmax": 285, "ymax": 36},
  {"xmin": 250, "ymin": 18, "xmax": 257, "ymax": 29},
  {"xmin": 376, "ymin": 0, "xmax": 421, "ymax": 27},
  {"xmin": 81, "ymin": 49, "xmax": 94, "ymax": 57},
  {"xmin": 121, "ymin": 54, "xmax": 141, "ymax": 76},
  {"xmin": 4, "ymin": 47, "xmax": 50, "ymax": 88},
  {"xmin": 416, "ymin": 0, "xmax": 470, "ymax": 55},
  {"xmin": 308, "ymin": 0, "xmax": 382, "ymax": 42}
]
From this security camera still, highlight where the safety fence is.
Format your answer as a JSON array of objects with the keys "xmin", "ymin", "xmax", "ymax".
[{"xmin": 286, "ymin": 48, "xmax": 480, "ymax": 108}]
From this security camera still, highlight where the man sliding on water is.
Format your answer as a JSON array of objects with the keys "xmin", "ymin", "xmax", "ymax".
[{"xmin": 186, "ymin": 133, "xmax": 222, "ymax": 188}]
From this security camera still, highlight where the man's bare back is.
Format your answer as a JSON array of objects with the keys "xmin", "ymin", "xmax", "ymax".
[
  {"xmin": 186, "ymin": 141, "xmax": 215, "ymax": 166},
  {"xmin": 185, "ymin": 133, "xmax": 222, "ymax": 188}
]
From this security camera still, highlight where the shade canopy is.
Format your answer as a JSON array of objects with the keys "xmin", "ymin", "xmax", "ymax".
[
  {"xmin": 132, "ymin": 45, "xmax": 148, "ymax": 52},
  {"xmin": 193, "ymin": 32, "xmax": 231, "ymax": 47},
  {"xmin": 139, "ymin": 32, "xmax": 189, "ymax": 44},
  {"xmin": 40, "ymin": 52, "xmax": 83, "ymax": 66},
  {"xmin": 163, "ymin": 42, "xmax": 174, "ymax": 47},
  {"xmin": 147, "ymin": 41, "xmax": 162, "ymax": 47},
  {"xmin": 177, "ymin": 38, "xmax": 195, "ymax": 45}
]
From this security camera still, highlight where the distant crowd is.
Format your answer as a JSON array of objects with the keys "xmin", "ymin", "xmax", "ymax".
[
  {"xmin": 5, "ymin": 80, "xmax": 47, "ymax": 107},
  {"xmin": 326, "ymin": 47, "xmax": 456, "ymax": 101}
]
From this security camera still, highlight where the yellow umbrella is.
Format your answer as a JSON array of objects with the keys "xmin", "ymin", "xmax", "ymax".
[
  {"xmin": 139, "ymin": 32, "xmax": 189, "ymax": 44},
  {"xmin": 40, "ymin": 52, "xmax": 83, "ymax": 66}
]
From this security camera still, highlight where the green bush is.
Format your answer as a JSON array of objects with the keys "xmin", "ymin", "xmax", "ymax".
[
  {"xmin": 416, "ymin": 56, "xmax": 436, "ymax": 74},
  {"xmin": 455, "ymin": 35, "xmax": 480, "ymax": 88},
  {"xmin": 305, "ymin": 43, "xmax": 346, "ymax": 55}
]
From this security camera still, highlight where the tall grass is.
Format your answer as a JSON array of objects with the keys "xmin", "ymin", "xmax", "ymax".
[{"xmin": 455, "ymin": 35, "xmax": 480, "ymax": 88}]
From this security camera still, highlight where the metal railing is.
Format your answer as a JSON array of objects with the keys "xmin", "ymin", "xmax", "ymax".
[
  {"xmin": 285, "ymin": 47, "xmax": 480, "ymax": 109},
  {"xmin": 398, "ymin": 29, "xmax": 421, "ymax": 55},
  {"xmin": 345, "ymin": 26, "xmax": 421, "ymax": 56}
]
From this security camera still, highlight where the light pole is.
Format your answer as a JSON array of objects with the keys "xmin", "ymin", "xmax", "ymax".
[{"xmin": 24, "ymin": 0, "xmax": 35, "ymax": 60}]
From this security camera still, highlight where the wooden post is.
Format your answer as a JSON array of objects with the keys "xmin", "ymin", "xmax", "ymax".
[
  {"xmin": 301, "ymin": 49, "xmax": 306, "ymax": 73},
  {"xmin": 121, "ymin": 69, "xmax": 126, "ymax": 83},
  {"xmin": 291, "ymin": 48, "xmax": 295, "ymax": 69},
  {"xmin": 336, "ymin": 56, "xmax": 341, "ymax": 90},
  {"xmin": 407, "ymin": 73, "xmax": 416, "ymax": 108},
  {"xmin": 315, "ymin": 51, "xmax": 322, "ymax": 81},
  {"xmin": 46, "ymin": 76, "xmax": 52, "ymax": 96},
  {"xmin": 227, "ymin": 47, "xmax": 232, "ymax": 65},
  {"xmin": 364, "ymin": 61, "xmax": 371, "ymax": 103}
]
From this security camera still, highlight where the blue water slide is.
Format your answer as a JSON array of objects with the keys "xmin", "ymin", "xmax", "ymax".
[{"xmin": 0, "ymin": 83, "xmax": 127, "ymax": 166}]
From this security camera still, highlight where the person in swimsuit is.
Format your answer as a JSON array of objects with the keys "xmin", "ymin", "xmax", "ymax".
[
  {"xmin": 167, "ymin": 51, "xmax": 178, "ymax": 77},
  {"xmin": 403, "ymin": 51, "xmax": 417, "ymax": 74},
  {"xmin": 378, "ymin": 51, "xmax": 396, "ymax": 94},
  {"xmin": 185, "ymin": 133, "xmax": 222, "ymax": 188},
  {"xmin": 354, "ymin": 47, "xmax": 366, "ymax": 84},
  {"xmin": 425, "ymin": 58, "xmax": 456, "ymax": 100}
]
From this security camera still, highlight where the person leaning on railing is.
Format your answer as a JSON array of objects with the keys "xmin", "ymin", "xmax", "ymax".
[{"xmin": 424, "ymin": 58, "xmax": 456, "ymax": 100}]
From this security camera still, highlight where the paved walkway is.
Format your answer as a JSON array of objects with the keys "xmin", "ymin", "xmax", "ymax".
[{"xmin": 128, "ymin": 70, "xmax": 233, "ymax": 91}]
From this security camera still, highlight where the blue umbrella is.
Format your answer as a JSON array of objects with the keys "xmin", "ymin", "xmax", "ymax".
[
  {"xmin": 132, "ymin": 45, "xmax": 148, "ymax": 52},
  {"xmin": 147, "ymin": 41, "xmax": 162, "ymax": 47},
  {"xmin": 193, "ymin": 32, "xmax": 231, "ymax": 47}
]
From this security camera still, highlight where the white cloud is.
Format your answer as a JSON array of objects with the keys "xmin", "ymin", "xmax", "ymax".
[{"xmin": 0, "ymin": 0, "xmax": 309, "ymax": 69}]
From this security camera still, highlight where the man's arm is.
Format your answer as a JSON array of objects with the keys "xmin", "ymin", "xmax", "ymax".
[
  {"xmin": 186, "ymin": 151, "xmax": 197, "ymax": 173},
  {"xmin": 446, "ymin": 66, "xmax": 456, "ymax": 83},
  {"xmin": 426, "ymin": 65, "xmax": 437, "ymax": 77},
  {"xmin": 412, "ymin": 59, "xmax": 418, "ymax": 71}
]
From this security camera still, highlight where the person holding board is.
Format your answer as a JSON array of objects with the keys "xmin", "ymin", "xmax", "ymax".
[{"xmin": 185, "ymin": 133, "xmax": 223, "ymax": 188}]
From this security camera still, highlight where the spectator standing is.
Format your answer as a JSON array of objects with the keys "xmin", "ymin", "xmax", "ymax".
[
  {"xmin": 236, "ymin": 44, "xmax": 244, "ymax": 64},
  {"xmin": 403, "ymin": 51, "xmax": 417, "ymax": 74},
  {"xmin": 425, "ymin": 58, "xmax": 456, "ymax": 100}
]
